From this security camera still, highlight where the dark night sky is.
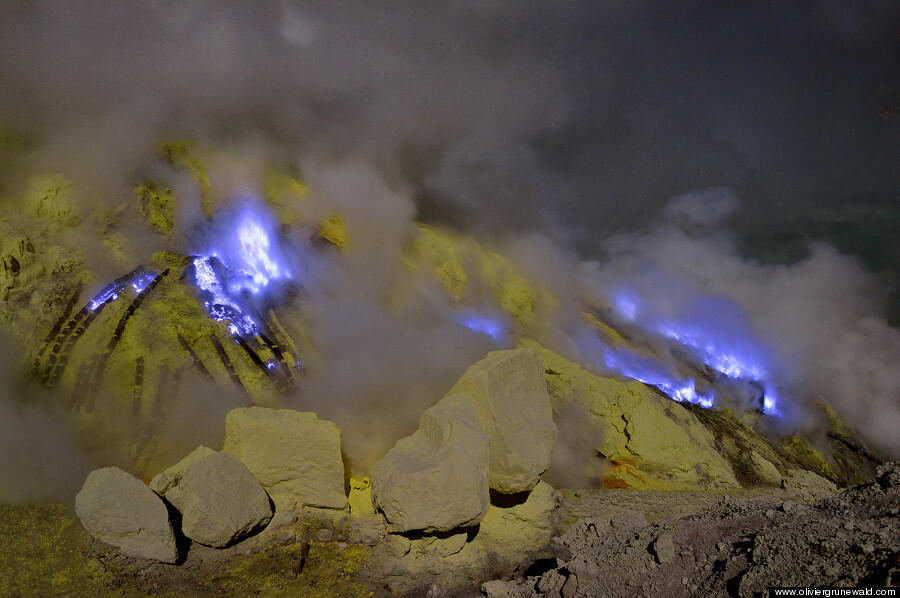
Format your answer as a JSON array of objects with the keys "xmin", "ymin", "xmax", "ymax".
[{"xmin": 0, "ymin": 1, "xmax": 897, "ymax": 285}]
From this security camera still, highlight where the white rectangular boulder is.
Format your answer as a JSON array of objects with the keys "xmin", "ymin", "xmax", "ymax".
[
  {"xmin": 223, "ymin": 407, "xmax": 347, "ymax": 511},
  {"xmin": 448, "ymin": 348, "xmax": 557, "ymax": 493},
  {"xmin": 75, "ymin": 467, "xmax": 178, "ymax": 563},
  {"xmin": 372, "ymin": 394, "xmax": 491, "ymax": 533}
]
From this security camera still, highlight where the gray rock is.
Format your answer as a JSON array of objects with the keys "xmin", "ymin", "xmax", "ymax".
[
  {"xmin": 223, "ymin": 407, "xmax": 347, "ymax": 512},
  {"xmin": 75, "ymin": 467, "xmax": 178, "ymax": 563},
  {"xmin": 481, "ymin": 579, "xmax": 515, "ymax": 598},
  {"xmin": 158, "ymin": 451, "xmax": 273, "ymax": 547},
  {"xmin": 651, "ymin": 533, "xmax": 676, "ymax": 564},
  {"xmin": 149, "ymin": 445, "xmax": 216, "ymax": 496},
  {"xmin": 447, "ymin": 348, "xmax": 557, "ymax": 493},
  {"xmin": 372, "ymin": 394, "xmax": 491, "ymax": 532},
  {"xmin": 782, "ymin": 469, "xmax": 838, "ymax": 501},
  {"xmin": 749, "ymin": 451, "xmax": 783, "ymax": 486}
]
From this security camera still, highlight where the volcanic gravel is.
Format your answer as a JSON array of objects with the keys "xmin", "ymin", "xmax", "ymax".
[{"xmin": 482, "ymin": 463, "xmax": 900, "ymax": 598}]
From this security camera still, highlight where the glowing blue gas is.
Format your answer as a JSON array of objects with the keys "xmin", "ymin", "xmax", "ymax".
[
  {"xmin": 88, "ymin": 268, "xmax": 157, "ymax": 311},
  {"xmin": 456, "ymin": 313, "xmax": 507, "ymax": 341},
  {"xmin": 598, "ymin": 340, "xmax": 715, "ymax": 409},
  {"xmin": 608, "ymin": 287, "xmax": 781, "ymax": 415},
  {"xmin": 131, "ymin": 271, "xmax": 157, "ymax": 295},
  {"xmin": 191, "ymin": 200, "xmax": 297, "ymax": 337}
]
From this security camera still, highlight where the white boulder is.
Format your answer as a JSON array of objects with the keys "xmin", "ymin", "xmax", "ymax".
[
  {"xmin": 156, "ymin": 451, "xmax": 272, "ymax": 547},
  {"xmin": 372, "ymin": 395, "xmax": 491, "ymax": 533},
  {"xmin": 223, "ymin": 407, "xmax": 347, "ymax": 511},
  {"xmin": 75, "ymin": 467, "xmax": 178, "ymax": 562},
  {"xmin": 447, "ymin": 348, "xmax": 557, "ymax": 493}
]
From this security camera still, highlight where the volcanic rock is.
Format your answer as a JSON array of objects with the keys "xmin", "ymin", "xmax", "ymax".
[
  {"xmin": 781, "ymin": 469, "xmax": 838, "ymax": 501},
  {"xmin": 348, "ymin": 477, "xmax": 376, "ymax": 517},
  {"xmin": 149, "ymin": 445, "xmax": 216, "ymax": 496},
  {"xmin": 155, "ymin": 451, "xmax": 272, "ymax": 547},
  {"xmin": 372, "ymin": 394, "xmax": 491, "ymax": 533},
  {"xmin": 447, "ymin": 348, "xmax": 557, "ymax": 493},
  {"xmin": 374, "ymin": 481, "xmax": 559, "ymax": 594},
  {"xmin": 475, "ymin": 480, "xmax": 558, "ymax": 555},
  {"xmin": 75, "ymin": 467, "xmax": 178, "ymax": 563},
  {"xmin": 651, "ymin": 532, "xmax": 676, "ymax": 564},
  {"xmin": 749, "ymin": 451, "xmax": 783, "ymax": 486},
  {"xmin": 223, "ymin": 407, "xmax": 347, "ymax": 511},
  {"xmin": 524, "ymin": 339, "xmax": 739, "ymax": 490}
]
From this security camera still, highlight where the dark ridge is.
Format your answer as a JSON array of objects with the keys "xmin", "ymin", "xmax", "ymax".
[
  {"xmin": 30, "ymin": 283, "xmax": 82, "ymax": 375},
  {"xmin": 48, "ymin": 265, "xmax": 148, "ymax": 379},
  {"xmin": 132, "ymin": 356, "xmax": 144, "ymax": 418},
  {"xmin": 85, "ymin": 269, "xmax": 169, "ymax": 405},
  {"xmin": 137, "ymin": 364, "xmax": 171, "ymax": 454},
  {"xmin": 47, "ymin": 307, "xmax": 102, "ymax": 387},
  {"xmin": 210, "ymin": 334, "xmax": 247, "ymax": 395},
  {"xmin": 41, "ymin": 306, "xmax": 88, "ymax": 381},
  {"xmin": 234, "ymin": 334, "xmax": 291, "ymax": 392},
  {"xmin": 176, "ymin": 334, "xmax": 213, "ymax": 381},
  {"xmin": 134, "ymin": 364, "xmax": 173, "ymax": 455},
  {"xmin": 68, "ymin": 361, "xmax": 94, "ymax": 410},
  {"xmin": 257, "ymin": 330, "xmax": 297, "ymax": 385}
]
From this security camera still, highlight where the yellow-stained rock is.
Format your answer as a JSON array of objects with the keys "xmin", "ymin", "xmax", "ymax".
[
  {"xmin": 159, "ymin": 140, "xmax": 214, "ymax": 217},
  {"xmin": 522, "ymin": 339, "xmax": 739, "ymax": 490},
  {"xmin": 749, "ymin": 451, "xmax": 783, "ymax": 486},
  {"xmin": 318, "ymin": 215, "xmax": 348, "ymax": 249},
  {"xmin": 224, "ymin": 407, "xmax": 347, "ymax": 512},
  {"xmin": 447, "ymin": 348, "xmax": 557, "ymax": 493},
  {"xmin": 372, "ymin": 395, "xmax": 491, "ymax": 533},
  {"xmin": 22, "ymin": 174, "xmax": 81, "ymax": 228},
  {"xmin": 379, "ymin": 481, "xmax": 559, "ymax": 594},
  {"xmin": 134, "ymin": 182, "xmax": 176, "ymax": 235},
  {"xmin": 405, "ymin": 225, "xmax": 556, "ymax": 328},
  {"xmin": 263, "ymin": 170, "xmax": 308, "ymax": 225},
  {"xmin": 348, "ymin": 477, "xmax": 376, "ymax": 517}
]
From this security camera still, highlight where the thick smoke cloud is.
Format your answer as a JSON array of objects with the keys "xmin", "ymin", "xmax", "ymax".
[
  {"xmin": 0, "ymin": 0, "xmax": 898, "ymax": 498},
  {"xmin": 0, "ymin": 334, "xmax": 93, "ymax": 502},
  {"xmin": 584, "ymin": 189, "xmax": 900, "ymax": 455}
]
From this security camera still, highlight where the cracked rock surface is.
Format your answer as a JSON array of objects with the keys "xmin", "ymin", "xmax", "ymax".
[{"xmin": 482, "ymin": 462, "xmax": 900, "ymax": 598}]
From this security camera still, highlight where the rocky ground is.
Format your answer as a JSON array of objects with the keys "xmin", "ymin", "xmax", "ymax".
[
  {"xmin": 483, "ymin": 462, "xmax": 900, "ymax": 598},
  {"xmin": 2, "ymin": 464, "xmax": 896, "ymax": 597}
]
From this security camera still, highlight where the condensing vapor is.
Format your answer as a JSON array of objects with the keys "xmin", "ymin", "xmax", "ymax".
[{"xmin": 0, "ymin": 0, "xmax": 898, "ymax": 506}]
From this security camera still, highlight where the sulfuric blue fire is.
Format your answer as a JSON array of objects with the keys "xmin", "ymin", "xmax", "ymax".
[
  {"xmin": 456, "ymin": 312, "xmax": 507, "ymax": 341},
  {"xmin": 88, "ymin": 268, "xmax": 158, "ymax": 311},
  {"xmin": 601, "ymin": 343, "xmax": 715, "ymax": 409},
  {"xmin": 191, "ymin": 200, "xmax": 297, "ymax": 338},
  {"xmin": 608, "ymin": 288, "xmax": 781, "ymax": 415}
]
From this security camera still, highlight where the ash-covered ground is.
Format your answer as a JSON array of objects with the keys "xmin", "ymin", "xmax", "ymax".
[
  {"xmin": 1, "ymin": 3, "xmax": 898, "ymax": 598},
  {"xmin": 3, "ymin": 463, "xmax": 896, "ymax": 597},
  {"xmin": 484, "ymin": 463, "xmax": 900, "ymax": 598}
]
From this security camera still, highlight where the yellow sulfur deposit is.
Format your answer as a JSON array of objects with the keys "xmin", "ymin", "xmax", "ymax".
[
  {"xmin": 405, "ymin": 224, "xmax": 555, "ymax": 329},
  {"xmin": 318, "ymin": 214, "xmax": 348, "ymax": 249},
  {"xmin": 348, "ymin": 477, "xmax": 376, "ymax": 517}
]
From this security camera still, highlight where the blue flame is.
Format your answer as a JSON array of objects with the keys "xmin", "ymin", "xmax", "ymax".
[
  {"xmin": 192, "ymin": 255, "xmax": 260, "ymax": 336},
  {"xmin": 608, "ymin": 288, "xmax": 781, "ymax": 415},
  {"xmin": 456, "ymin": 313, "xmax": 507, "ymax": 341},
  {"xmin": 130, "ymin": 271, "xmax": 157, "ymax": 295},
  {"xmin": 191, "ymin": 199, "xmax": 297, "ymax": 337},
  {"xmin": 597, "ymin": 339, "xmax": 715, "ymax": 408},
  {"xmin": 88, "ymin": 268, "xmax": 157, "ymax": 311}
]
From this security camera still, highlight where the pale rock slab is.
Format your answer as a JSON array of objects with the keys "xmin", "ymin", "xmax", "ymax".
[
  {"xmin": 158, "ymin": 451, "xmax": 272, "ymax": 547},
  {"xmin": 372, "ymin": 394, "xmax": 491, "ymax": 533},
  {"xmin": 75, "ymin": 467, "xmax": 178, "ymax": 563},
  {"xmin": 447, "ymin": 348, "xmax": 557, "ymax": 493},
  {"xmin": 149, "ymin": 445, "xmax": 216, "ymax": 496},
  {"xmin": 223, "ymin": 407, "xmax": 347, "ymax": 511}
]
